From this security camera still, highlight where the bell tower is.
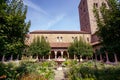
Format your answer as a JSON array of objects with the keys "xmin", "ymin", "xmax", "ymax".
[{"xmin": 78, "ymin": 0, "xmax": 107, "ymax": 34}]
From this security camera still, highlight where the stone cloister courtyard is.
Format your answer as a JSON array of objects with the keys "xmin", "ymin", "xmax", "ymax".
[{"xmin": 1, "ymin": 0, "xmax": 120, "ymax": 80}]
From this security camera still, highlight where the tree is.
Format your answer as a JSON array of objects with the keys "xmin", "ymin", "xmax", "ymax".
[
  {"xmin": 94, "ymin": 0, "xmax": 120, "ymax": 54},
  {"xmin": 40, "ymin": 36, "xmax": 51, "ymax": 60},
  {"xmin": 68, "ymin": 37, "xmax": 93, "ymax": 61},
  {"xmin": 27, "ymin": 36, "xmax": 51, "ymax": 60},
  {"xmin": 0, "ymin": 0, "xmax": 30, "ymax": 61},
  {"xmin": 0, "ymin": 0, "xmax": 7, "ymax": 61}
]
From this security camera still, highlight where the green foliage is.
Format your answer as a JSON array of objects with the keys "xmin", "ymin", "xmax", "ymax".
[
  {"xmin": 0, "ymin": 0, "xmax": 30, "ymax": 59},
  {"xmin": 93, "ymin": 0, "xmax": 120, "ymax": 53},
  {"xmin": 68, "ymin": 37, "xmax": 93, "ymax": 57},
  {"xmin": 18, "ymin": 61, "xmax": 54, "ymax": 80},
  {"xmin": 62, "ymin": 59, "xmax": 77, "ymax": 67},
  {"xmin": 0, "ymin": 62, "xmax": 19, "ymax": 80},
  {"xmin": 0, "ymin": 61, "xmax": 55, "ymax": 80},
  {"xmin": 41, "ymin": 61, "xmax": 57, "ymax": 67},
  {"xmin": 67, "ymin": 61, "xmax": 120, "ymax": 80},
  {"xmin": 27, "ymin": 36, "xmax": 51, "ymax": 58},
  {"xmin": 40, "ymin": 36, "xmax": 51, "ymax": 56}
]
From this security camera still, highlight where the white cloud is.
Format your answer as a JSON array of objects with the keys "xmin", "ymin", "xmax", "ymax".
[
  {"xmin": 23, "ymin": 0, "xmax": 47, "ymax": 15},
  {"xmin": 43, "ymin": 14, "xmax": 66, "ymax": 29}
]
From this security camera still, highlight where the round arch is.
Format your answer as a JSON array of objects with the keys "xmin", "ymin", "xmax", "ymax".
[
  {"xmin": 57, "ymin": 51, "xmax": 61, "ymax": 58},
  {"xmin": 50, "ymin": 51, "xmax": 55, "ymax": 59},
  {"xmin": 63, "ymin": 51, "xmax": 68, "ymax": 58}
]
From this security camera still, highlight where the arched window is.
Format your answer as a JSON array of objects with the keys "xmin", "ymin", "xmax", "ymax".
[
  {"xmin": 102, "ymin": 2, "xmax": 106, "ymax": 7},
  {"xmin": 60, "ymin": 37, "xmax": 63, "ymax": 42},
  {"xmin": 57, "ymin": 37, "xmax": 59, "ymax": 42},
  {"xmin": 45, "ymin": 36, "xmax": 48, "ymax": 41},
  {"xmin": 94, "ymin": 3, "xmax": 98, "ymax": 8},
  {"xmin": 87, "ymin": 37, "xmax": 89, "ymax": 42}
]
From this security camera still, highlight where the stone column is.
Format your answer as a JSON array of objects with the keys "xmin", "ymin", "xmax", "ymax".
[
  {"xmin": 95, "ymin": 53, "xmax": 97, "ymax": 61},
  {"xmin": 100, "ymin": 54, "xmax": 103, "ymax": 62},
  {"xmin": 10, "ymin": 55, "xmax": 13, "ymax": 61},
  {"xmin": 48, "ymin": 54, "xmax": 51, "ymax": 61},
  {"xmin": 67, "ymin": 52, "xmax": 69, "ymax": 59},
  {"xmin": 61, "ymin": 51, "xmax": 63, "ymax": 58},
  {"xmin": 74, "ymin": 54, "xmax": 76, "ymax": 60},
  {"xmin": 55, "ymin": 51, "xmax": 57, "ymax": 59},
  {"xmin": 17, "ymin": 55, "xmax": 19, "ymax": 60},
  {"xmin": 2, "ymin": 55, "xmax": 5, "ymax": 62},
  {"xmin": 42, "ymin": 56, "xmax": 44, "ymax": 61},
  {"xmin": 80, "ymin": 55, "xmax": 83, "ymax": 62},
  {"xmin": 105, "ymin": 51, "xmax": 110, "ymax": 63},
  {"xmin": 114, "ymin": 53, "xmax": 118, "ymax": 63}
]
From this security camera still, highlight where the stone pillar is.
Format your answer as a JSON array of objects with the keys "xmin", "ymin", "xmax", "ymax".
[
  {"xmin": 10, "ymin": 55, "xmax": 13, "ymax": 61},
  {"xmin": 67, "ymin": 52, "xmax": 69, "ymax": 59},
  {"xmin": 74, "ymin": 54, "xmax": 76, "ymax": 60},
  {"xmin": 48, "ymin": 54, "xmax": 51, "ymax": 61},
  {"xmin": 2, "ymin": 55, "xmax": 5, "ymax": 62},
  {"xmin": 80, "ymin": 55, "xmax": 83, "ymax": 62},
  {"xmin": 105, "ymin": 51, "xmax": 110, "ymax": 63},
  {"xmin": 95, "ymin": 53, "xmax": 97, "ymax": 61},
  {"xmin": 61, "ymin": 51, "xmax": 63, "ymax": 58},
  {"xmin": 42, "ymin": 56, "xmax": 44, "ymax": 61},
  {"xmin": 100, "ymin": 54, "xmax": 102, "ymax": 62},
  {"xmin": 17, "ymin": 55, "xmax": 19, "ymax": 60},
  {"xmin": 114, "ymin": 53, "xmax": 118, "ymax": 63},
  {"xmin": 55, "ymin": 51, "xmax": 57, "ymax": 59}
]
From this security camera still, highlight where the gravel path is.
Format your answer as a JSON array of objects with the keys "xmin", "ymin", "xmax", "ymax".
[{"xmin": 54, "ymin": 69, "xmax": 65, "ymax": 80}]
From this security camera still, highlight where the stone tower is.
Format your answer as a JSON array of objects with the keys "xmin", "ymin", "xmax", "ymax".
[{"xmin": 78, "ymin": 0, "xmax": 107, "ymax": 34}]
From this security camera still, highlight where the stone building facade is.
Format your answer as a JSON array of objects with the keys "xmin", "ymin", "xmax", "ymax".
[
  {"xmin": 27, "ymin": 31, "xmax": 91, "ymax": 59},
  {"xmin": 79, "ymin": 0, "xmax": 107, "ymax": 34},
  {"xmin": 79, "ymin": 0, "xmax": 108, "ymax": 50},
  {"xmin": 26, "ymin": 0, "xmax": 107, "ymax": 60}
]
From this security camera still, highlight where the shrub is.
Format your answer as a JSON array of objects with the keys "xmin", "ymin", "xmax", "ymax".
[
  {"xmin": 0, "ymin": 62, "xmax": 18, "ymax": 80},
  {"xmin": 67, "ymin": 61, "xmax": 120, "ymax": 80},
  {"xmin": 62, "ymin": 60, "xmax": 77, "ymax": 67},
  {"xmin": 0, "ymin": 61, "xmax": 55, "ymax": 80},
  {"xmin": 17, "ymin": 61, "xmax": 54, "ymax": 80}
]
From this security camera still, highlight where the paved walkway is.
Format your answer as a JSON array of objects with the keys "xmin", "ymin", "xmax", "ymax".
[{"xmin": 54, "ymin": 69, "xmax": 65, "ymax": 80}]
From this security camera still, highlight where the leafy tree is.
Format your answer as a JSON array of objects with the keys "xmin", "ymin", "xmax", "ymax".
[
  {"xmin": 27, "ymin": 36, "xmax": 51, "ymax": 60},
  {"xmin": 40, "ymin": 36, "xmax": 51, "ymax": 60},
  {"xmin": 93, "ymin": 0, "xmax": 120, "ymax": 54},
  {"xmin": 68, "ymin": 37, "xmax": 93, "ymax": 61},
  {"xmin": 0, "ymin": 0, "xmax": 8, "ymax": 61},
  {"xmin": 27, "ymin": 36, "xmax": 41, "ymax": 58},
  {"xmin": 0, "ymin": 0, "xmax": 30, "ymax": 61}
]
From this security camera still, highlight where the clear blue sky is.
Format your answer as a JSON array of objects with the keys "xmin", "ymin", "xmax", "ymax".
[{"xmin": 23, "ymin": 0, "xmax": 81, "ymax": 31}]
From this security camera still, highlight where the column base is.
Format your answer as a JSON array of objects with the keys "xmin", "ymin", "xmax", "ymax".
[
  {"xmin": 106, "ymin": 61, "xmax": 110, "ymax": 64},
  {"xmin": 48, "ymin": 59, "xmax": 51, "ymax": 61}
]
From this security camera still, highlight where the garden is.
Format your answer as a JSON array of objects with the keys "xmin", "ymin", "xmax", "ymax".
[
  {"xmin": 0, "ymin": 60, "xmax": 56, "ymax": 80},
  {"xmin": 1, "ymin": 59, "xmax": 120, "ymax": 80},
  {"xmin": 63, "ymin": 60, "xmax": 120, "ymax": 80}
]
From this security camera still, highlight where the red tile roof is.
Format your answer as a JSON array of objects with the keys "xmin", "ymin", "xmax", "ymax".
[
  {"xmin": 50, "ymin": 43, "xmax": 71, "ymax": 48},
  {"xmin": 91, "ymin": 34, "xmax": 99, "ymax": 43},
  {"xmin": 91, "ymin": 41, "xmax": 100, "ymax": 46},
  {"xmin": 91, "ymin": 34, "xmax": 100, "ymax": 46},
  {"xmin": 30, "ymin": 30, "xmax": 90, "ymax": 34}
]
